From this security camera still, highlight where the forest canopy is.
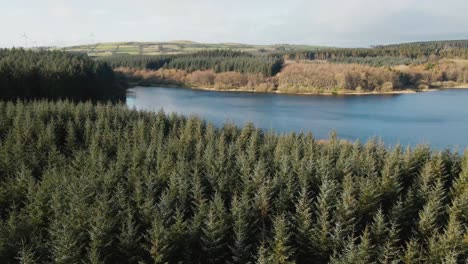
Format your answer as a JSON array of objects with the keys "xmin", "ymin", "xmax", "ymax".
[
  {"xmin": 97, "ymin": 50, "xmax": 284, "ymax": 77},
  {"xmin": 0, "ymin": 100, "xmax": 466, "ymax": 263},
  {"xmin": 284, "ymin": 40, "xmax": 468, "ymax": 62},
  {"xmin": 0, "ymin": 49, "xmax": 126, "ymax": 101}
]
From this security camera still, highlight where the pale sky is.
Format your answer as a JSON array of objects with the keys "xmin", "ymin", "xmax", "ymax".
[{"xmin": 2, "ymin": 0, "xmax": 468, "ymax": 48}]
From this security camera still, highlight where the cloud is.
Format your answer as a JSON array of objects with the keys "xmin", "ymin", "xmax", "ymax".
[
  {"xmin": 0, "ymin": 0, "xmax": 467, "ymax": 47},
  {"xmin": 89, "ymin": 9, "xmax": 109, "ymax": 16},
  {"xmin": 306, "ymin": 0, "xmax": 415, "ymax": 31},
  {"xmin": 48, "ymin": 4, "xmax": 73, "ymax": 18}
]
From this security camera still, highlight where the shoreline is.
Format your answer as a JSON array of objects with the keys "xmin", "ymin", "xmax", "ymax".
[{"xmin": 129, "ymin": 82, "xmax": 468, "ymax": 96}]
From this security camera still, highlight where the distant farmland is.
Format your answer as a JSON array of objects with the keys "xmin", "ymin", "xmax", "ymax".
[{"xmin": 54, "ymin": 41, "xmax": 326, "ymax": 57}]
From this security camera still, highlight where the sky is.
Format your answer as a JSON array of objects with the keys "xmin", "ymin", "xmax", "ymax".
[{"xmin": 2, "ymin": 0, "xmax": 468, "ymax": 48}]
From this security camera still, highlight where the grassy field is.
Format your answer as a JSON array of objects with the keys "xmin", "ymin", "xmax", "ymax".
[{"xmin": 56, "ymin": 41, "xmax": 326, "ymax": 57}]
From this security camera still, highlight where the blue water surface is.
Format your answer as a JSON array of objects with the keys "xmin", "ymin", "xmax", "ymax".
[{"xmin": 127, "ymin": 87, "xmax": 468, "ymax": 149}]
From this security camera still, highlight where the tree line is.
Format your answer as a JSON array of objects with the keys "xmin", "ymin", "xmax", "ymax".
[
  {"xmin": 117, "ymin": 58, "xmax": 468, "ymax": 94},
  {"xmin": 283, "ymin": 40, "xmax": 468, "ymax": 66},
  {"xmin": 117, "ymin": 67, "xmax": 278, "ymax": 92},
  {"xmin": 97, "ymin": 50, "xmax": 284, "ymax": 77},
  {"xmin": 375, "ymin": 39, "xmax": 468, "ymax": 50},
  {"xmin": 0, "ymin": 100, "xmax": 466, "ymax": 263},
  {"xmin": 90, "ymin": 40, "xmax": 468, "ymax": 81},
  {"xmin": 328, "ymin": 56, "xmax": 428, "ymax": 67},
  {"xmin": 0, "ymin": 49, "xmax": 126, "ymax": 101}
]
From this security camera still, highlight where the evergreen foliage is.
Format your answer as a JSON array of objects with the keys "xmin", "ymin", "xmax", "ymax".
[
  {"xmin": 285, "ymin": 40, "xmax": 468, "ymax": 64},
  {"xmin": 98, "ymin": 50, "xmax": 284, "ymax": 76},
  {"xmin": 0, "ymin": 49, "xmax": 126, "ymax": 101},
  {"xmin": 0, "ymin": 100, "xmax": 467, "ymax": 263}
]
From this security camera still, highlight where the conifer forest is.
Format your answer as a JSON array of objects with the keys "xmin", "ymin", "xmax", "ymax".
[
  {"xmin": 0, "ymin": 100, "xmax": 467, "ymax": 263},
  {"xmin": 0, "ymin": 49, "xmax": 125, "ymax": 101}
]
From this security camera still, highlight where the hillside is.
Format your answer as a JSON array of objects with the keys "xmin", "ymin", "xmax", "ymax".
[
  {"xmin": 375, "ymin": 39, "xmax": 468, "ymax": 49},
  {"xmin": 57, "ymin": 41, "xmax": 327, "ymax": 57},
  {"xmin": 54, "ymin": 39, "xmax": 468, "ymax": 58}
]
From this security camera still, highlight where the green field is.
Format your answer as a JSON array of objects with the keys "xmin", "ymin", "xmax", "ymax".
[{"xmin": 56, "ymin": 41, "xmax": 327, "ymax": 57}]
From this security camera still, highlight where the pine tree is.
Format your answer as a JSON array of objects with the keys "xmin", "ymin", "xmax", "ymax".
[
  {"xmin": 311, "ymin": 176, "xmax": 337, "ymax": 262},
  {"xmin": 356, "ymin": 176, "xmax": 381, "ymax": 229},
  {"xmin": 427, "ymin": 216, "xmax": 465, "ymax": 263},
  {"xmin": 418, "ymin": 179, "xmax": 446, "ymax": 240},
  {"xmin": 377, "ymin": 222, "xmax": 400, "ymax": 264},
  {"xmin": 230, "ymin": 193, "xmax": 254, "ymax": 264},
  {"xmin": 117, "ymin": 206, "xmax": 142, "ymax": 263},
  {"xmin": 379, "ymin": 149, "xmax": 403, "ymax": 209},
  {"xmin": 87, "ymin": 194, "xmax": 116, "ymax": 264},
  {"xmin": 268, "ymin": 214, "xmax": 294, "ymax": 264},
  {"xmin": 65, "ymin": 120, "xmax": 79, "ymax": 153},
  {"xmin": 336, "ymin": 172, "xmax": 357, "ymax": 240},
  {"xmin": 370, "ymin": 209, "xmax": 388, "ymax": 251},
  {"xmin": 189, "ymin": 172, "xmax": 208, "ymax": 263},
  {"xmin": 450, "ymin": 150, "xmax": 468, "ymax": 224},
  {"xmin": 254, "ymin": 180, "xmax": 271, "ymax": 242},
  {"xmin": 255, "ymin": 242, "xmax": 269, "ymax": 264},
  {"xmin": 452, "ymin": 150, "xmax": 468, "ymax": 196},
  {"xmin": 166, "ymin": 208, "xmax": 190, "ymax": 263},
  {"xmin": 330, "ymin": 228, "xmax": 373, "ymax": 264},
  {"xmin": 293, "ymin": 186, "xmax": 314, "ymax": 263},
  {"xmin": 202, "ymin": 193, "xmax": 230, "ymax": 264},
  {"xmin": 355, "ymin": 228, "xmax": 374, "ymax": 264},
  {"xmin": 402, "ymin": 239, "xmax": 423, "ymax": 264},
  {"xmin": 148, "ymin": 215, "xmax": 169, "ymax": 264}
]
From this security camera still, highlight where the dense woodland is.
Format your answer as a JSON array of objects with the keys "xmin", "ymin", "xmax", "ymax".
[
  {"xmin": 285, "ymin": 40, "xmax": 468, "ymax": 63},
  {"xmin": 96, "ymin": 40, "xmax": 468, "ymax": 70},
  {"xmin": 0, "ymin": 101, "xmax": 467, "ymax": 263},
  {"xmin": 0, "ymin": 49, "xmax": 125, "ymax": 101},
  {"xmin": 98, "ymin": 51, "xmax": 284, "ymax": 77}
]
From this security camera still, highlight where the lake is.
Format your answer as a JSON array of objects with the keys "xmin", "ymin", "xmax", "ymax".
[{"xmin": 127, "ymin": 87, "xmax": 468, "ymax": 149}]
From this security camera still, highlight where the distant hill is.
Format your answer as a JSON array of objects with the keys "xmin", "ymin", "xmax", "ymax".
[
  {"xmin": 55, "ymin": 41, "xmax": 329, "ymax": 57},
  {"xmin": 374, "ymin": 39, "xmax": 468, "ymax": 49},
  {"xmin": 54, "ymin": 39, "xmax": 468, "ymax": 58}
]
